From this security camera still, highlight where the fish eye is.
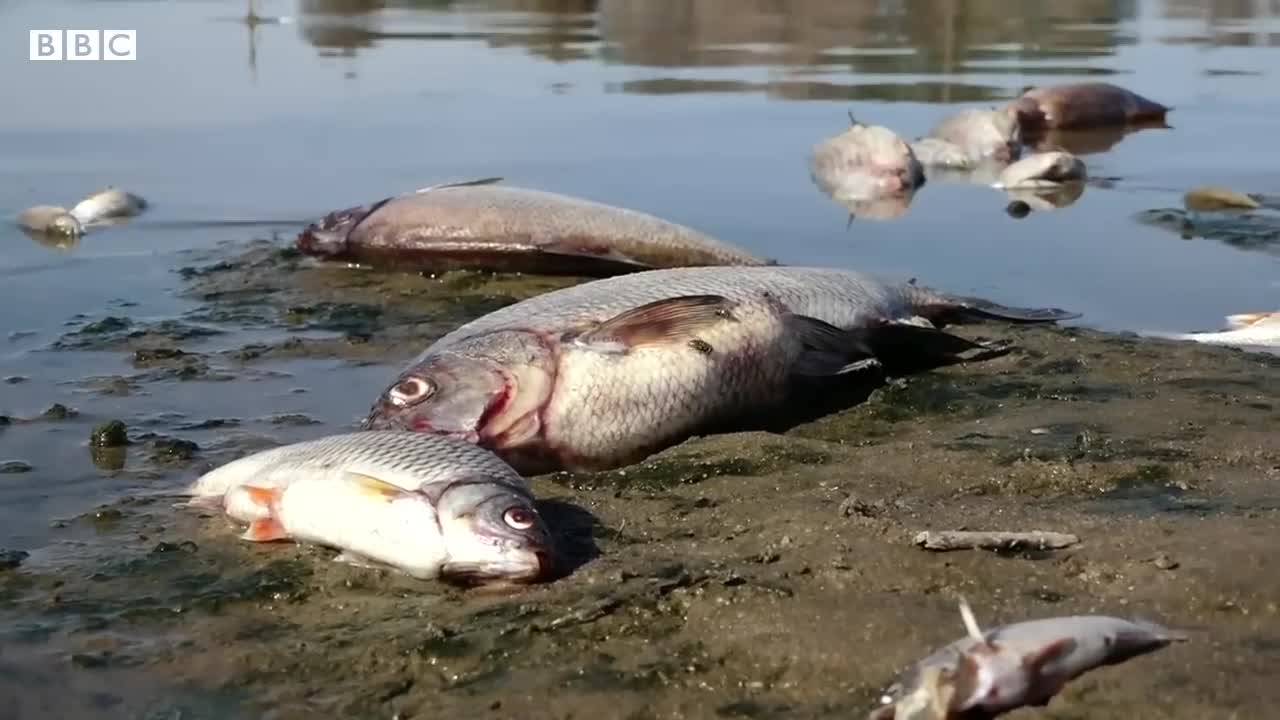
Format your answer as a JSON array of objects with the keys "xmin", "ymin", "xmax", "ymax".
[
  {"xmin": 388, "ymin": 376, "xmax": 433, "ymax": 406},
  {"xmin": 502, "ymin": 506, "xmax": 536, "ymax": 530}
]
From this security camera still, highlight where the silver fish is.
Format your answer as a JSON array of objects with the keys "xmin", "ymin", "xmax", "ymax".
[
  {"xmin": 362, "ymin": 266, "xmax": 1080, "ymax": 474},
  {"xmin": 871, "ymin": 599, "xmax": 1188, "ymax": 720},
  {"xmin": 296, "ymin": 178, "xmax": 772, "ymax": 277},
  {"xmin": 924, "ymin": 108, "xmax": 1022, "ymax": 165},
  {"xmin": 69, "ymin": 187, "xmax": 148, "ymax": 227},
  {"xmin": 184, "ymin": 431, "xmax": 554, "ymax": 585},
  {"xmin": 1007, "ymin": 82, "xmax": 1171, "ymax": 132}
]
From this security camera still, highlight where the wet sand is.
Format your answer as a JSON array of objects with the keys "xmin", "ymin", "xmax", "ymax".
[{"xmin": 2, "ymin": 242, "xmax": 1276, "ymax": 719}]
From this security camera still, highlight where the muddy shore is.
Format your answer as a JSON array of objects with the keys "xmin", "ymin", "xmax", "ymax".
[{"xmin": 2, "ymin": 240, "xmax": 1277, "ymax": 720}]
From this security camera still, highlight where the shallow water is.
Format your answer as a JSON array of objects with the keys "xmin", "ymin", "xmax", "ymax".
[{"xmin": 2, "ymin": 1, "xmax": 1279, "ymax": 718}]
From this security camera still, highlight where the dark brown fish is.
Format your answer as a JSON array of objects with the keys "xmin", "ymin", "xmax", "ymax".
[
  {"xmin": 296, "ymin": 178, "xmax": 772, "ymax": 277},
  {"xmin": 1007, "ymin": 82, "xmax": 1171, "ymax": 131}
]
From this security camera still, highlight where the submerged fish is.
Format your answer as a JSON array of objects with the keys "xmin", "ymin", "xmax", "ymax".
[
  {"xmin": 1007, "ymin": 82, "xmax": 1170, "ymax": 131},
  {"xmin": 993, "ymin": 151, "xmax": 1086, "ymax": 190},
  {"xmin": 16, "ymin": 205, "xmax": 83, "ymax": 238},
  {"xmin": 1148, "ymin": 311, "xmax": 1280, "ymax": 349},
  {"xmin": 909, "ymin": 138, "xmax": 975, "ymax": 171},
  {"xmin": 870, "ymin": 599, "xmax": 1188, "ymax": 720},
  {"xmin": 924, "ymin": 109, "xmax": 1022, "ymax": 165},
  {"xmin": 362, "ymin": 266, "xmax": 1079, "ymax": 474},
  {"xmin": 296, "ymin": 178, "xmax": 771, "ymax": 277},
  {"xmin": 69, "ymin": 187, "xmax": 148, "ymax": 227},
  {"xmin": 184, "ymin": 431, "xmax": 554, "ymax": 585},
  {"xmin": 810, "ymin": 117, "xmax": 927, "ymax": 199}
]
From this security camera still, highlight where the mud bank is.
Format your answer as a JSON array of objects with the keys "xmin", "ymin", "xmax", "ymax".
[{"xmin": 2, "ymin": 241, "xmax": 1277, "ymax": 720}]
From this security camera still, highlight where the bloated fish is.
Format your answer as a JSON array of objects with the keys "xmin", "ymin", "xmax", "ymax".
[
  {"xmin": 184, "ymin": 431, "xmax": 553, "ymax": 585},
  {"xmin": 69, "ymin": 187, "xmax": 148, "ymax": 227},
  {"xmin": 810, "ymin": 117, "xmax": 927, "ymax": 200},
  {"xmin": 296, "ymin": 177, "xmax": 771, "ymax": 277},
  {"xmin": 923, "ymin": 108, "xmax": 1022, "ymax": 165},
  {"xmin": 992, "ymin": 151, "xmax": 1087, "ymax": 190},
  {"xmin": 1007, "ymin": 82, "xmax": 1171, "ymax": 131},
  {"xmin": 869, "ymin": 599, "xmax": 1188, "ymax": 719},
  {"xmin": 362, "ymin": 266, "xmax": 1079, "ymax": 474}
]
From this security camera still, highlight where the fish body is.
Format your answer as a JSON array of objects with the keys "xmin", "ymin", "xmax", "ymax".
[
  {"xmin": 874, "ymin": 602, "xmax": 1187, "ymax": 719},
  {"xmin": 363, "ymin": 266, "xmax": 1079, "ymax": 473},
  {"xmin": 924, "ymin": 109, "xmax": 1022, "ymax": 165},
  {"xmin": 1157, "ymin": 311, "xmax": 1280, "ymax": 348},
  {"xmin": 909, "ymin": 139, "xmax": 976, "ymax": 170},
  {"xmin": 1008, "ymin": 82, "xmax": 1170, "ymax": 131},
  {"xmin": 16, "ymin": 205, "xmax": 83, "ymax": 238},
  {"xmin": 811, "ymin": 121, "xmax": 927, "ymax": 199},
  {"xmin": 993, "ymin": 151, "xmax": 1086, "ymax": 190},
  {"xmin": 296, "ymin": 179, "xmax": 771, "ymax": 276},
  {"xmin": 185, "ymin": 431, "xmax": 553, "ymax": 584},
  {"xmin": 69, "ymin": 187, "xmax": 147, "ymax": 227}
]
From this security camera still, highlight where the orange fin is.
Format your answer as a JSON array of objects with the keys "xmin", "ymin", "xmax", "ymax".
[
  {"xmin": 244, "ymin": 485, "xmax": 281, "ymax": 507},
  {"xmin": 241, "ymin": 517, "xmax": 288, "ymax": 542},
  {"xmin": 572, "ymin": 295, "xmax": 735, "ymax": 350}
]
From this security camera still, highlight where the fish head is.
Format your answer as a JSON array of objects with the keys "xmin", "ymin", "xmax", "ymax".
[
  {"xmin": 363, "ymin": 332, "xmax": 556, "ymax": 451},
  {"xmin": 435, "ymin": 478, "xmax": 554, "ymax": 585},
  {"xmin": 50, "ymin": 213, "xmax": 84, "ymax": 237}
]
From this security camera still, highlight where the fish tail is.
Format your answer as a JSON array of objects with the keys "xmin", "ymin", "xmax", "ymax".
[
  {"xmin": 906, "ymin": 285, "xmax": 1082, "ymax": 325},
  {"xmin": 295, "ymin": 196, "xmax": 392, "ymax": 257}
]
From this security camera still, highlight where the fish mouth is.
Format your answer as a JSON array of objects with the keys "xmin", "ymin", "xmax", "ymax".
[
  {"xmin": 361, "ymin": 409, "xmax": 480, "ymax": 444},
  {"xmin": 438, "ymin": 549, "xmax": 553, "ymax": 588}
]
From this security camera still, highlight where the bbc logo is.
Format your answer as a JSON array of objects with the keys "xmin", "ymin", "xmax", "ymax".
[{"xmin": 29, "ymin": 30, "xmax": 137, "ymax": 61}]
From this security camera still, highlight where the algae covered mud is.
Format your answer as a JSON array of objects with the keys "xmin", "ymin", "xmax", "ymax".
[{"xmin": 3, "ymin": 0, "xmax": 1280, "ymax": 718}]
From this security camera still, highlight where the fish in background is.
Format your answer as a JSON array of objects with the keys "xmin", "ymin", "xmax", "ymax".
[
  {"xmin": 1006, "ymin": 82, "xmax": 1171, "ymax": 132},
  {"xmin": 295, "ymin": 177, "xmax": 772, "ymax": 277},
  {"xmin": 14, "ymin": 186, "xmax": 148, "ymax": 240},
  {"xmin": 810, "ymin": 115, "xmax": 927, "ymax": 200},
  {"xmin": 362, "ymin": 265, "xmax": 1079, "ymax": 474},
  {"xmin": 921, "ymin": 108, "xmax": 1022, "ymax": 166},
  {"xmin": 1144, "ymin": 311, "xmax": 1280, "ymax": 350},
  {"xmin": 183, "ymin": 431, "xmax": 554, "ymax": 586}
]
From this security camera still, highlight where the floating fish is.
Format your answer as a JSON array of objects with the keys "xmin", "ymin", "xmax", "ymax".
[
  {"xmin": 1007, "ymin": 82, "xmax": 1171, "ymax": 131},
  {"xmin": 870, "ymin": 598, "xmax": 1188, "ymax": 719},
  {"xmin": 296, "ymin": 178, "xmax": 771, "ymax": 277},
  {"xmin": 69, "ymin": 187, "xmax": 148, "ymax": 227},
  {"xmin": 15, "ymin": 205, "xmax": 83, "ymax": 238},
  {"xmin": 993, "ymin": 151, "xmax": 1087, "ymax": 190},
  {"xmin": 184, "ymin": 431, "xmax": 554, "ymax": 585},
  {"xmin": 362, "ymin": 266, "xmax": 1079, "ymax": 474},
  {"xmin": 810, "ymin": 117, "xmax": 927, "ymax": 199},
  {"xmin": 923, "ymin": 109, "xmax": 1022, "ymax": 165},
  {"xmin": 909, "ymin": 138, "xmax": 976, "ymax": 171}
]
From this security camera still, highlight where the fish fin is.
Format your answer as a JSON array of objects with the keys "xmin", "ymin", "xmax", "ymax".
[
  {"xmin": 957, "ymin": 596, "xmax": 985, "ymax": 642},
  {"xmin": 333, "ymin": 551, "xmax": 391, "ymax": 572},
  {"xmin": 1224, "ymin": 312, "xmax": 1270, "ymax": 329},
  {"xmin": 174, "ymin": 495, "xmax": 223, "ymax": 511},
  {"xmin": 571, "ymin": 295, "xmax": 737, "ymax": 350},
  {"xmin": 842, "ymin": 320, "xmax": 1014, "ymax": 374},
  {"xmin": 1022, "ymin": 636, "xmax": 1077, "ymax": 675},
  {"xmin": 241, "ymin": 517, "xmax": 288, "ymax": 542},
  {"xmin": 534, "ymin": 240, "xmax": 656, "ymax": 274},
  {"xmin": 345, "ymin": 471, "xmax": 407, "ymax": 501},
  {"xmin": 243, "ymin": 485, "xmax": 281, "ymax": 508},
  {"xmin": 945, "ymin": 296, "xmax": 1082, "ymax": 324},
  {"xmin": 412, "ymin": 177, "xmax": 504, "ymax": 193},
  {"xmin": 784, "ymin": 314, "xmax": 878, "ymax": 377}
]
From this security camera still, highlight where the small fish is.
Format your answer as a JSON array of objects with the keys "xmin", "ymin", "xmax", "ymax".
[
  {"xmin": 15, "ymin": 205, "xmax": 83, "ymax": 238},
  {"xmin": 811, "ymin": 119, "xmax": 927, "ymax": 199},
  {"xmin": 296, "ymin": 178, "xmax": 771, "ymax": 277},
  {"xmin": 1007, "ymin": 82, "xmax": 1171, "ymax": 131},
  {"xmin": 871, "ymin": 599, "xmax": 1188, "ymax": 720},
  {"xmin": 69, "ymin": 187, "xmax": 148, "ymax": 227},
  {"xmin": 1183, "ymin": 185, "xmax": 1261, "ymax": 212},
  {"xmin": 924, "ymin": 109, "xmax": 1022, "ymax": 165},
  {"xmin": 362, "ymin": 266, "xmax": 1078, "ymax": 474},
  {"xmin": 1152, "ymin": 311, "xmax": 1280, "ymax": 349},
  {"xmin": 992, "ymin": 151, "xmax": 1087, "ymax": 190},
  {"xmin": 184, "ymin": 431, "xmax": 554, "ymax": 585}
]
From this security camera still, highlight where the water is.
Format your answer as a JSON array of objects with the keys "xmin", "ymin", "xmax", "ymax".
[{"xmin": 0, "ymin": 1, "xmax": 1278, "ymax": 713}]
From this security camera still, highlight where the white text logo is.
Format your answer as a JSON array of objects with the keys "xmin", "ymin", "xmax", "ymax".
[{"xmin": 30, "ymin": 30, "xmax": 137, "ymax": 61}]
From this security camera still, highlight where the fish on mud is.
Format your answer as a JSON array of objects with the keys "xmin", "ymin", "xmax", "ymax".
[
  {"xmin": 869, "ymin": 599, "xmax": 1188, "ymax": 720},
  {"xmin": 992, "ymin": 151, "xmax": 1086, "ymax": 190},
  {"xmin": 362, "ymin": 266, "xmax": 1080, "ymax": 474},
  {"xmin": 69, "ymin": 187, "xmax": 148, "ymax": 227},
  {"xmin": 1007, "ymin": 82, "xmax": 1171, "ymax": 132},
  {"xmin": 1146, "ymin": 311, "xmax": 1280, "ymax": 349},
  {"xmin": 183, "ymin": 430, "xmax": 554, "ymax": 585},
  {"xmin": 810, "ymin": 116, "xmax": 927, "ymax": 199},
  {"xmin": 923, "ymin": 108, "xmax": 1022, "ymax": 165},
  {"xmin": 295, "ymin": 177, "xmax": 771, "ymax": 277},
  {"xmin": 16, "ymin": 205, "xmax": 83, "ymax": 238}
]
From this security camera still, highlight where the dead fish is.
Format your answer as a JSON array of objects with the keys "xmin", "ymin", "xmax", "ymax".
[
  {"xmin": 69, "ymin": 187, "xmax": 147, "ymax": 226},
  {"xmin": 909, "ymin": 138, "xmax": 976, "ymax": 170},
  {"xmin": 296, "ymin": 177, "xmax": 771, "ymax": 277},
  {"xmin": 1003, "ymin": 182, "xmax": 1086, "ymax": 214},
  {"xmin": 1183, "ymin": 185, "xmax": 1261, "ymax": 212},
  {"xmin": 184, "ymin": 431, "xmax": 554, "ymax": 585},
  {"xmin": 870, "ymin": 598, "xmax": 1188, "ymax": 720},
  {"xmin": 1008, "ymin": 82, "xmax": 1171, "ymax": 131},
  {"xmin": 1150, "ymin": 311, "xmax": 1280, "ymax": 348},
  {"xmin": 810, "ymin": 119, "xmax": 926, "ymax": 198},
  {"xmin": 924, "ymin": 109, "xmax": 1022, "ymax": 165},
  {"xmin": 361, "ymin": 266, "xmax": 1079, "ymax": 474},
  {"xmin": 993, "ymin": 151, "xmax": 1086, "ymax": 190},
  {"xmin": 16, "ymin": 205, "xmax": 83, "ymax": 238}
]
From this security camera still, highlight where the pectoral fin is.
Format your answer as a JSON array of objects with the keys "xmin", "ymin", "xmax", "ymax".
[
  {"xmin": 242, "ymin": 517, "xmax": 288, "ymax": 542},
  {"xmin": 345, "ymin": 471, "xmax": 408, "ymax": 501},
  {"xmin": 571, "ymin": 295, "xmax": 737, "ymax": 351}
]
